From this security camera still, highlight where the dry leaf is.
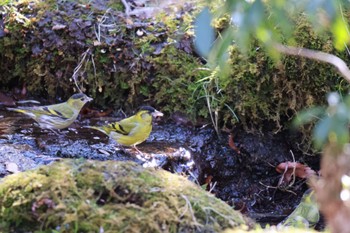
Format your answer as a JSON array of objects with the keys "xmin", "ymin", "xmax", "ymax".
[
  {"xmin": 276, "ymin": 162, "xmax": 316, "ymax": 186},
  {"xmin": 228, "ymin": 133, "xmax": 240, "ymax": 154}
]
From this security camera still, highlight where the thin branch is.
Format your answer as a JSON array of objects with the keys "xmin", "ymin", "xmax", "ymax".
[
  {"xmin": 72, "ymin": 48, "xmax": 90, "ymax": 93},
  {"xmin": 121, "ymin": 0, "xmax": 131, "ymax": 16},
  {"xmin": 274, "ymin": 43, "xmax": 350, "ymax": 83}
]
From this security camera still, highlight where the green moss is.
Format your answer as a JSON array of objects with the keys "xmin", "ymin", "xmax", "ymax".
[
  {"xmin": 107, "ymin": 0, "xmax": 124, "ymax": 11},
  {"xmin": 0, "ymin": 159, "xmax": 248, "ymax": 232},
  {"xmin": 196, "ymin": 10, "xmax": 350, "ymax": 134},
  {"xmin": 150, "ymin": 45, "xmax": 209, "ymax": 118},
  {"xmin": 1, "ymin": 0, "xmax": 350, "ymax": 145},
  {"xmin": 223, "ymin": 226, "xmax": 322, "ymax": 233}
]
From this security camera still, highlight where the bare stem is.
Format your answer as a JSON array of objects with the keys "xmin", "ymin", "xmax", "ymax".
[
  {"xmin": 121, "ymin": 0, "xmax": 131, "ymax": 16},
  {"xmin": 274, "ymin": 43, "xmax": 350, "ymax": 83}
]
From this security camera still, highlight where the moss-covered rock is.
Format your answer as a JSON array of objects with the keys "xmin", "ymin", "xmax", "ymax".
[
  {"xmin": 223, "ymin": 226, "xmax": 324, "ymax": 233},
  {"xmin": 1, "ymin": 0, "xmax": 350, "ymax": 136},
  {"xmin": 0, "ymin": 159, "xmax": 248, "ymax": 232},
  {"xmin": 0, "ymin": 0, "xmax": 206, "ymax": 116},
  {"xmin": 220, "ymin": 15, "xmax": 348, "ymax": 131}
]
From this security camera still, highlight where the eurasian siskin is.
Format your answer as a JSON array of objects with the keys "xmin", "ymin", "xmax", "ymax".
[
  {"xmin": 87, "ymin": 106, "xmax": 163, "ymax": 149},
  {"xmin": 7, "ymin": 93, "xmax": 93, "ymax": 130}
]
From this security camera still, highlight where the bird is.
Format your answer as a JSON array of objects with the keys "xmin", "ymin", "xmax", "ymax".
[
  {"xmin": 87, "ymin": 106, "xmax": 163, "ymax": 152},
  {"xmin": 7, "ymin": 93, "xmax": 93, "ymax": 130}
]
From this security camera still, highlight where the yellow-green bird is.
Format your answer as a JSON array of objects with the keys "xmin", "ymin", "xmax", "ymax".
[
  {"xmin": 7, "ymin": 93, "xmax": 93, "ymax": 130},
  {"xmin": 87, "ymin": 106, "xmax": 163, "ymax": 150}
]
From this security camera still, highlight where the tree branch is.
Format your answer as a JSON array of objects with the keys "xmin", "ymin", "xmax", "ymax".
[
  {"xmin": 274, "ymin": 43, "xmax": 350, "ymax": 83},
  {"xmin": 121, "ymin": 0, "xmax": 131, "ymax": 16}
]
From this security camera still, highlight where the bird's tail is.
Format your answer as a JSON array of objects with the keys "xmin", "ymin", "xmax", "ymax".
[
  {"xmin": 84, "ymin": 125, "xmax": 110, "ymax": 135},
  {"xmin": 7, "ymin": 107, "xmax": 26, "ymax": 114}
]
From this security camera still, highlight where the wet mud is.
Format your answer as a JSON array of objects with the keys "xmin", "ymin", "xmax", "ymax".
[{"xmin": 0, "ymin": 108, "xmax": 321, "ymax": 228}]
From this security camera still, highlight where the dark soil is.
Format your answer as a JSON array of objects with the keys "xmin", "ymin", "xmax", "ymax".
[{"xmin": 0, "ymin": 107, "xmax": 321, "ymax": 228}]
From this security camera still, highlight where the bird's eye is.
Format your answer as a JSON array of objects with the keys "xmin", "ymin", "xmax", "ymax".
[{"xmin": 80, "ymin": 98, "xmax": 85, "ymax": 101}]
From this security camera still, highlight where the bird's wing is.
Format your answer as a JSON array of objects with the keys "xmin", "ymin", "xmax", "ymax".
[
  {"xmin": 9, "ymin": 103, "xmax": 73, "ymax": 120},
  {"xmin": 47, "ymin": 103, "xmax": 75, "ymax": 118},
  {"xmin": 108, "ymin": 119, "xmax": 139, "ymax": 135},
  {"xmin": 29, "ymin": 103, "xmax": 73, "ymax": 120}
]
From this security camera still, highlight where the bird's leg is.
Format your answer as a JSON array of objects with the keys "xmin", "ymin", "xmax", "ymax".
[
  {"xmin": 133, "ymin": 145, "xmax": 143, "ymax": 155},
  {"xmin": 47, "ymin": 128, "xmax": 60, "ymax": 136}
]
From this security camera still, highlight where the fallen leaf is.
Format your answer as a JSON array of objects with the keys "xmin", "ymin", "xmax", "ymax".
[
  {"xmin": 228, "ymin": 133, "xmax": 240, "ymax": 154},
  {"xmin": 202, "ymin": 175, "xmax": 213, "ymax": 191},
  {"xmin": 276, "ymin": 162, "xmax": 316, "ymax": 186}
]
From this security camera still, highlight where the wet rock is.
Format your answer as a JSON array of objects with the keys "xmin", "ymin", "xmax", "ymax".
[{"xmin": 0, "ymin": 144, "xmax": 40, "ymax": 177}]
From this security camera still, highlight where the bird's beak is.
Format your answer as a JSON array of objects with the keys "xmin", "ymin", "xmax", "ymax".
[
  {"xmin": 152, "ymin": 109, "xmax": 164, "ymax": 118},
  {"xmin": 87, "ymin": 96, "xmax": 93, "ymax": 102}
]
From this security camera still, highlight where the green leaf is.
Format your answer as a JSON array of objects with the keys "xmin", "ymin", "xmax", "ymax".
[
  {"xmin": 313, "ymin": 117, "xmax": 332, "ymax": 149},
  {"xmin": 120, "ymin": 81, "xmax": 129, "ymax": 89},
  {"xmin": 207, "ymin": 28, "xmax": 235, "ymax": 75},
  {"xmin": 313, "ymin": 114, "xmax": 349, "ymax": 149},
  {"xmin": 293, "ymin": 106, "xmax": 325, "ymax": 127},
  {"xmin": 194, "ymin": 7, "xmax": 215, "ymax": 58},
  {"xmin": 331, "ymin": 16, "xmax": 350, "ymax": 51}
]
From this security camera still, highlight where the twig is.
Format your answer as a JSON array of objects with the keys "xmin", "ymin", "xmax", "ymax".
[
  {"xmin": 208, "ymin": 181, "xmax": 217, "ymax": 193},
  {"xmin": 289, "ymin": 150, "xmax": 297, "ymax": 188},
  {"xmin": 180, "ymin": 194, "xmax": 202, "ymax": 229},
  {"xmin": 274, "ymin": 43, "xmax": 350, "ymax": 83},
  {"xmin": 121, "ymin": 0, "xmax": 131, "ymax": 16},
  {"xmin": 72, "ymin": 48, "xmax": 91, "ymax": 93},
  {"xmin": 187, "ymin": 171, "xmax": 201, "ymax": 186}
]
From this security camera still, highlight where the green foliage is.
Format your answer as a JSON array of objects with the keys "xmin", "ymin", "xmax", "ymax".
[
  {"xmin": 295, "ymin": 92, "xmax": 350, "ymax": 149},
  {"xmin": 209, "ymin": 0, "xmax": 350, "ymax": 54},
  {"xmin": 193, "ymin": 1, "xmax": 350, "ymax": 132},
  {"xmin": 2, "ymin": 0, "xmax": 350, "ymax": 140},
  {"xmin": 0, "ymin": 0, "xmax": 10, "ymax": 6},
  {"xmin": 150, "ymin": 45, "xmax": 209, "ymax": 118},
  {"xmin": 0, "ymin": 0, "xmax": 211, "ymax": 118},
  {"xmin": 194, "ymin": 7, "xmax": 215, "ymax": 58},
  {"xmin": 191, "ymin": 1, "xmax": 350, "ymax": 135}
]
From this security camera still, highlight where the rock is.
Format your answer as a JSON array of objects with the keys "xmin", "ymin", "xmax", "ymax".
[
  {"xmin": 0, "ymin": 159, "xmax": 248, "ymax": 232},
  {"xmin": 0, "ymin": 144, "xmax": 39, "ymax": 176}
]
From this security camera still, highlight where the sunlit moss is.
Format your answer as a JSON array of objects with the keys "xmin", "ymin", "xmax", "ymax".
[
  {"xmin": 0, "ymin": 159, "xmax": 248, "ymax": 232},
  {"xmin": 222, "ymin": 226, "xmax": 324, "ymax": 233}
]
